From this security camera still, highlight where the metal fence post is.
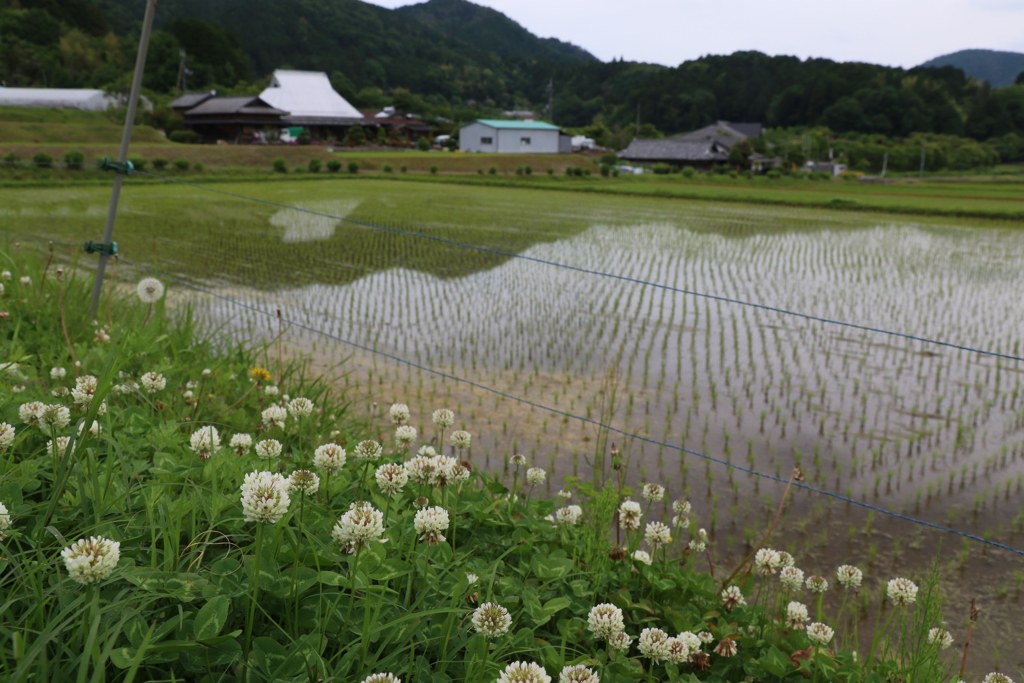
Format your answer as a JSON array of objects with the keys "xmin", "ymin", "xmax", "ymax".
[{"xmin": 89, "ymin": 0, "xmax": 158, "ymax": 316}]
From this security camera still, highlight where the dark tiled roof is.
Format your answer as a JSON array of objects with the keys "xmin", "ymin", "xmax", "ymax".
[
  {"xmin": 618, "ymin": 138, "xmax": 728, "ymax": 162},
  {"xmin": 283, "ymin": 115, "xmax": 365, "ymax": 125},
  {"xmin": 185, "ymin": 96, "xmax": 287, "ymax": 117},
  {"xmin": 729, "ymin": 122, "xmax": 763, "ymax": 138},
  {"xmin": 169, "ymin": 92, "xmax": 215, "ymax": 109},
  {"xmin": 674, "ymin": 121, "xmax": 763, "ymax": 149}
]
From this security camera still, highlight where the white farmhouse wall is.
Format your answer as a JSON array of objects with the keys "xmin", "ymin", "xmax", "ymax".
[
  {"xmin": 459, "ymin": 122, "xmax": 498, "ymax": 152},
  {"xmin": 460, "ymin": 123, "xmax": 562, "ymax": 153}
]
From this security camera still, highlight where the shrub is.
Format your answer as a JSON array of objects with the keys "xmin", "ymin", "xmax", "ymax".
[
  {"xmin": 583, "ymin": 168, "xmax": 591, "ymax": 176},
  {"xmin": 308, "ymin": 158, "xmax": 322, "ymax": 173},
  {"xmin": 173, "ymin": 158, "xmax": 190, "ymax": 171},
  {"xmin": 574, "ymin": 167, "xmax": 584, "ymax": 177},
  {"xmin": 612, "ymin": 167, "xmax": 620, "ymax": 177},
  {"xmin": 682, "ymin": 166, "xmax": 696, "ymax": 178},
  {"xmin": 63, "ymin": 150, "xmax": 85, "ymax": 170},
  {"xmin": 297, "ymin": 131, "xmax": 311, "ymax": 146},
  {"xmin": 168, "ymin": 130, "xmax": 199, "ymax": 144},
  {"xmin": 429, "ymin": 165, "xmax": 439, "ymax": 174},
  {"xmin": 2, "ymin": 152, "xmax": 17, "ymax": 167},
  {"xmin": 32, "ymin": 152, "xmax": 53, "ymax": 168},
  {"xmin": 547, "ymin": 167, "xmax": 554, "ymax": 175},
  {"xmin": 524, "ymin": 166, "xmax": 532, "ymax": 175},
  {"xmin": 273, "ymin": 159, "xmax": 287, "ymax": 173},
  {"xmin": 766, "ymin": 169, "xmax": 783, "ymax": 179},
  {"xmin": 326, "ymin": 160, "xmax": 341, "ymax": 172},
  {"xmin": 565, "ymin": 167, "xmax": 575, "ymax": 176},
  {"xmin": 599, "ymin": 152, "xmax": 618, "ymax": 166},
  {"xmin": 152, "ymin": 157, "xmax": 169, "ymax": 170},
  {"xmin": 192, "ymin": 161, "xmax": 204, "ymax": 172},
  {"xmin": 488, "ymin": 166, "xmax": 497, "ymax": 175},
  {"xmin": 743, "ymin": 169, "xmax": 754, "ymax": 179},
  {"xmin": 383, "ymin": 164, "xmax": 393, "ymax": 173},
  {"xmin": 477, "ymin": 168, "xmax": 484, "ymax": 175},
  {"xmin": 348, "ymin": 161, "xmax": 359, "ymax": 174},
  {"xmin": 599, "ymin": 164, "xmax": 610, "ymax": 177},
  {"xmin": 128, "ymin": 156, "xmax": 147, "ymax": 172},
  {"xmin": 652, "ymin": 162, "xmax": 671, "ymax": 175},
  {"xmin": 728, "ymin": 170, "xmax": 738, "ymax": 179},
  {"xmin": 515, "ymin": 167, "xmax": 524, "ymax": 176},
  {"xmin": 400, "ymin": 165, "xmax": 408, "ymax": 173},
  {"xmin": 416, "ymin": 137, "xmax": 431, "ymax": 151}
]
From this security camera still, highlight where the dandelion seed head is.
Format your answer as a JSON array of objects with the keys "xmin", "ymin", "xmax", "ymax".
[
  {"xmin": 471, "ymin": 602, "xmax": 512, "ymax": 639},
  {"xmin": 61, "ymin": 536, "xmax": 120, "ymax": 585},
  {"xmin": 136, "ymin": 278, "xmax": 165, "ymax": 304}
]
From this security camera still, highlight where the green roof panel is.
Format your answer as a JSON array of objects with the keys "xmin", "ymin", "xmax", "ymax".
[{"xmin": 462, "ymin": 119, "xmax": 562, "ymax": 130}]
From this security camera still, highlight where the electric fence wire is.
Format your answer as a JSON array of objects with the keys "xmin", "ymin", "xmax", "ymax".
[
  {"xmin": 132, "ymin": 169, "xmax": 1024, "ymax": 365},
  {"xmin": 102, "ymin": 253, "xmax": 1024, "ymax": 559}
]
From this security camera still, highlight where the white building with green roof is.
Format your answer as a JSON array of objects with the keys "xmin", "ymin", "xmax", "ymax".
[{"xmin": 459, "ymin": 119, "xmax": 571, "ymax": 154}]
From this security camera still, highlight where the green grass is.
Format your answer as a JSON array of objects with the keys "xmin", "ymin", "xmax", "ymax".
[
  {"xmin": 0, "ymin": 106, "xmax": 116, "ymax": 125},
  {"xmin": 0, "ymin": 122, "xmax": 166, "ymax": 144}
]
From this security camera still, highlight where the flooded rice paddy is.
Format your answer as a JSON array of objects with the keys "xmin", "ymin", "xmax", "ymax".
[{"xmin": 3, "ymin": 178, "xmax": 1023, "ymax": 670}]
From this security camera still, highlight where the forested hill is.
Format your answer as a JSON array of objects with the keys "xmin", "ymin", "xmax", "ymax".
[
  {"xmin": 3, "ymin": 0, "xmax": 1024, "ymax": 149},
  {"xmin": 395, "ymin": 0, "xmax": 596, "ymax": 65},
  {"xmin": 919, "ymin": 49, "xmax": 1024, "ymax": 88}
]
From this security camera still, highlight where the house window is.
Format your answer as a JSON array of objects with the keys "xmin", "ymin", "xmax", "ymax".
[
  {"xmin": 480, "ymin": 136, "xmax": 493, "ymax": 144},
  {"xmin": 520, "ymin": 137, "xmax": 531, "ymax": 145}
]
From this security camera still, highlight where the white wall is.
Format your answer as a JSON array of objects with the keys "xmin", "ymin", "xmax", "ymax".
[{"xmin": 460, "ymin": 123, "xmax": 563, "ymax": 154}]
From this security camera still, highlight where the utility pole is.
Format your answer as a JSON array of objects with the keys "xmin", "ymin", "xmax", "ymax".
[
  {"xmin": 176, "ymin": 48, "xmax": 187, "ymax": 93},
  {"xmin": 881, "ymin": 152, "xmax": 888, "ymax": 178},
  {"xmin": 635, "ymin": 102, "xmax": 640, "ymax": 138},
  {"xmin": 89, "ymin": 0, "xmax": 158, "ymax": 316},
  {"xmin": 919, "ymin": 137, "xmax": 926, "ymax": 178},
  {"xmin": 546, "ymin": 78, "xmax": 554, "ymax": 124}
]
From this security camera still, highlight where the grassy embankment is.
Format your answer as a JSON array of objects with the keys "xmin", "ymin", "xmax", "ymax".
[{"xmin": 0, "ymin": 227, "xmax": 973, "ymax": 683}]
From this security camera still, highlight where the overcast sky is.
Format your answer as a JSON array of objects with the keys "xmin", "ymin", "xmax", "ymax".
[{"xmin": 364, "ymin": 0, "xmax": 1024, "ymax": 68}]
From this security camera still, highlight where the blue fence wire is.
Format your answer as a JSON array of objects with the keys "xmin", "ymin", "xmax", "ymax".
[
  {"xmin": 106, "ymin": 252, "xmax": 1024, "ymax": 559},
  {"xmin": 131, "ymin": 170, "xmax": 1024, "ymax": 365}
]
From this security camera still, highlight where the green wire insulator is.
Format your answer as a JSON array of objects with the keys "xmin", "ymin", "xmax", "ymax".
[
  {"xmin": 97, "ymin": 157, "xmax": 135, "ymax": 175},
  {"xmin": 83, "ymin": 241, "xmax": 119, "ymax": 256}
]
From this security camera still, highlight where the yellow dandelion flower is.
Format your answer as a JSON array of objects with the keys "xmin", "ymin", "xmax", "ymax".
[{"xmin": 249, "ymin": 367, "xmax": 272, "ymax": 382}]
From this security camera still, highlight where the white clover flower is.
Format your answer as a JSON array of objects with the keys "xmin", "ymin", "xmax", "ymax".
[
  {"xmin": 928, "ymin": 627, "xmax": 953, "ymax": 650},
  {"xmin": 559, "ymin": 665, "xmax": 598, "ymax": 683},
  {"xmin": 465, "ymin": 573, "xmax": 479, "ymax": 586},
  {"xmin": 404, "ymin": 455, "xmax": 437, "ymax": 485},
  {"xmin": 11, "ymin": 384, "xmax": 24, "ymax": 392},
  {"xmin": 313, "ymin": 443, "xmax": 346, "ymax": 475},
  {"xmin": 0, "ymin": 501, "xmax": 10, "ymax": 538},
  {"xmin": 230, "ymin": 433, "xmax": 253, "ymax": 456},
  {"xmin": 780, "ymin": 566, "xmax": 805, "ymax": 592},
  {"xmin": 360, "ymin": 674, "xmax": 401, "ymax": 683},
  {"xmin": 755, "ymin": 548, "xmax": 782, "ymax": 575},
  {"xmin": 47, "ymin": 436, "xmax": 71, "ymax": 458},
  {"xmin": 240, "ymin": 470, "xmax": 290, "ymax": 524},
  {"xmin": 637, "ymin": 628, "xmax": 670, "ymax": 660},
  {"xmin": 432, "ymin": 408, "xmax": 454, "ymax": 429},
  {"xmin": 557, "ymin": 489, "xmax": 572, "ymax": 500},
  {"xmin": 555, "ymin": 505, "xmax": 583, "ymax": 526},
  {"xmin": 510, "ymin": 453, "xmax": 527, "ymax": 466},
  {"xmin": 786, "ymin": 602, "xmax": 810, "ymax": 630},
  {"xmin": 136, "ymin": 278, "xmax": 165, "ymax": 304},
  {"xmin": 333, "ymin": 501, "xmax": 386, "ymax": 552},
  {"xmin": 261, "ymin": 404, "xmax": 287, "ymax": 429},
  {"xmin": 38, "ymin": 404, "xmax": 71, "ymax": 430},
  {"xmin": 190, "ymin": 425, "xmax": 220, "ymax": 460},
  {"xmin": 18, "ymin": 276, "xmax": 30, "ymax": 286},
  {"xmin": 287, "ymin": 397, "xmax": 314, "ymax": 418},
  {"xmin": 389, "ymin": 403, "xmax": 410, "ymax": 425},
  {"xmin": 61, "ymin": 536, "xmax": 120, "ymax": 585},
  {"xmin": 887, "ymin": 577, "xmax": 919, "ymax": 607},
  {"xmin": 428, "ymin": 455, "xmax": 460, "ymax": 487},
  {"xmin": 526, "ymin": 467, "xmax": 546, "ymax": 485},
  {"xmin": 806, "ymin": 576, "xmax": 829, "ymax": 593},
  {"xmin": 644, "ymin": 521, "xmax": 671, "ymax": 549},
  {"xmin": 286, "ymin": 469, "xmax": 320, "ymax": 496},
  {"xmin": 93, "ymin": 328, "xmax": 110, "ymax": 343},
  {"xmin": 471, "ymin": 602, "xmax": 512, "ymax": 639},
  {"xmin": 375, "ymin": 465, "xmax": 408, "ymax": 497},
  {"xmin": 807, "ymin": 622, "xmax": 834, "ymax": 645},
  {"xmin": 837, "ymin": 565, "xmax": 863, "ymax": 589},
  {"xmin": 395, "ymin": 425, "xmax": 417, "ymax": 446},
  {"xmin": 451, "ymin": 463, "xmax": 470, "ymax": 486},
  {"xmin": 140, "ymin": 372, "xmax": 166, "ymax": 394},
  {"xmin": 255, "ymin": 439, "xmax": 282, "ymax": 460},
  {"xmin": 618, "ymin": 499, "xmax": 641, "ymax": 530},
  {"xmin": 417, "ymin": 444, "xmax": 437, "ymax": 458},
  {"xmin": 642, "ymin": 483, "xmax": 665, "ymax": 501},
  {"xmin": 777, "ymin": 551, "xmax": 796, "ymax": 568},
  {"xmin": 201, "ymin": 368, "xmax": 211, "ymax": 378},
  {"xmin": 0, "ymin": 270, "xmax": 8, "ymax": 281},
  {"xmin": 264, "ymin": 385, "xmax": 279, "ymax": 396},
  {"xmin": 77, "ymin": 420, "xmax": 101, "ymax": 437},
  {"xmin": 50, "ymin": 367, "xmax": 66, "ymax": 380},
  {"xmin": 0, "ymin": 422, "xmax": 15, "ymax": 452},
  {"xmin": 19, "ymin": 402, "xmax": 44, "ymax": 424},
  {"xmin": 608, "ymin": 631, "xmax": 633, "ymax": 651},
  {"xmin": 355, "ymin": 439, "xmax": 383, "ymax": 461},
  {"xmin": 632, "ymin": 550, "xmax": 652, "ymax": 565},
  {"xmin": 587, "ymin": 603, "xmax": 624, "ymax": 640},
  {"xmin": 496, "ymin": 661, "xmax": 550, "ymax": 683},
  {"xmin": 721, "ymin": 585, "xmax": 746, "ymax": 610},
  {"xmin": 414, "ymin": 506, "xmax": 449, "ymax": 544},
  {"xmin": 982, "ymin": 674, "xmax": 1015, "ymax": 683},
  {"xmin": 450, "ymin": 430, "xmax": 472, "ymax": 450},
  {"xmin": 714, "ymin": 638, "xmax": 738, "ymax": 657}
]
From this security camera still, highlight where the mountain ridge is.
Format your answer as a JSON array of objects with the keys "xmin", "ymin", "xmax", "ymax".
[{"xmin": 918, "ymin": 49, "xmax": 1024, "ymax": 88}]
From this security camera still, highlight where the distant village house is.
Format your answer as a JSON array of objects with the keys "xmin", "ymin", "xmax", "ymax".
[
  {"xmin": 460, "ymin": 120, "xmax": 571, "ymax": 154},
  {"xmin": 618, "ymin": 121, "xmax": 775, "ymax": 171},
  {"xmin": 0, "ymin": 87, "xmax": 153, "ymax": 111}
]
